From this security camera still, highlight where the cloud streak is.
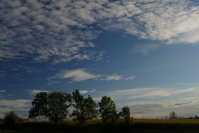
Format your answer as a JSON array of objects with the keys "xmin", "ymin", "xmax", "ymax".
[
  {"xmin": 79, "ymin": 89, "xmax": 96, "ymax": 94},
  {"xmin": 107, "ymin": 87, "xmax": 199, "ymax": 100},
  {"xmin": 93, "ymin": 87, "xmax": 199, "ymax": 118},
  {"xmin": 0, "ymin": 90, "xmax": 6, "ymax": 93},
  {"xmin": 0, "ymin": 99, "xmax": 31, "ymax": 115},
  {"xmin": 49, "ymin": 69, "xmax": 100, "ymax": 82},
  {"xmin": 30, "ymin": 89, "xmax": 49, "ymax": 95},
  {"xmin": 48, "ymin": 69, "xmax": 134, "ymax": 82}
]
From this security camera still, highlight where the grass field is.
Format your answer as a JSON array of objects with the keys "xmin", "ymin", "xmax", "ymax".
[
  {"xmin": 134, "ymin": 118, "xmax": 199, "ymax": 123},
  {"xmin": 1, "ymin": 119, "xmax": 199, "ymax": 133}
]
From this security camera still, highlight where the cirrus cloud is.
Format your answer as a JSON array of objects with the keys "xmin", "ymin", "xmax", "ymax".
[
  {"xmin": 48, "ymin": 69, "xmax": 100, "ymax": 82},
  {"xmin": 48, "ymin": 69, "xmax": 134, "ymax": 83}
]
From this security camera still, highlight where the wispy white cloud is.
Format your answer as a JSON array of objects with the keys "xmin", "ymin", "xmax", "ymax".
[
  {"xmin": 49, "ymin": 69, "xmax": 100, "ymax": 82},
  {"xmin": 105, "ymin": 74, "xmax": 123, "ymax": 81},
  {"xmin": 133, "ymin": 43, "xmax": 160, "ymax": 55},
  {"xmin": 48, "ymin": 69, "xmax": 135, "ymax": 82},
  {"xmin": 0, "ymin": 90, "xmax": 6, "ymax": 98},
  {"xmin": 0, "ymin": 70, "xmax": 6, "ymax": 78},
  {"xmin": 0, "ymin": 99, "xmax": 31, "ymax": 114},
  {"xmin": 128, "ymin": 101, "xmax": 199, "ymax": 118},
  {"xmin": 29, "ymin": 89, "xmax": 49, "ymax": 95},
  {"xmin": 168, "ymin": 29, "xmax": 199, "ymax": 44},
  {"xmin": 79, "ymin": 89, "xmax": 96, "ymax": 94},
  {"xmin": 90, "ymin": 89, "xmax": 96, "ymax": 93},
  {"xmin": 104, "ymin": 74, "xmax": 135, "ymax": 81},
  {"xmin": 106, "ymin": 87, "xmax": 199, "ymax": 100},
  {"xmin": 126, "ymin": 76, "xmax": 135, "ymax": 80},
  {"xmin": 93, "ymin": 87, "xmax": 199, "ymax": 118},
  {"xmin": 0, "ymin": 99, "xmax": 30, "ymax": 108},
  {"xmin": 0, "ymin": 90, "xmax": 6, "ymax": 93},
  {"xmin": 78, "ymin": 90, "xmax": 88, "ymax": 94}
]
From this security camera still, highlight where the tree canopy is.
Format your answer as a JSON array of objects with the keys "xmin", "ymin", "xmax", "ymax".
[
  {"xmin": 121, "ymin": 106, "xmax": 131, "ymax": 125},
  {"xmin": 98, "ymin": 96, "xmax": 119, "ymax": 124},
  {"xmin": 71, "ymin": 90, "xmax": 98, "ymax": 125},
  {"xmin": 29, "ymin": 92, "xmax": 71, "ymax": 126},
  {"xmin": 3, "ymin": 111, "xmax": 22, "ymax": 129}
]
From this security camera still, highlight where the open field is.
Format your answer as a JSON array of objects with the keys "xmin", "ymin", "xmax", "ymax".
[
  {"xmin": 134, "ymin": 118, "xmax": 199, "ymax": 123},
  {"xmin": 1, "ymin": 119, "xmax": 199, "ymax": 133}
]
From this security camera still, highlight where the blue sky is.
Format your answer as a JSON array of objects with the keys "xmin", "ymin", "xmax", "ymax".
[{"xmin": 1, "ymin": 0, "xmax": 199, "ymax": 118}]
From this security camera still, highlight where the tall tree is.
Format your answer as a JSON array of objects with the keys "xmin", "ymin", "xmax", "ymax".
[
  {"xmin": 121, "ymin": 106, "xmax": 131, "ymax": 125},
  {"xmin": 169, "ymin": 111, "xmax": 177, "ymax": 119},
  {"xmin": 29, "ymin": 92, "xmax": 71, "ymax": 126},
  {"xmin": 3, "ymin": 111, "xmax": 22, "ymax": 129},
  {"xmin": 71, "ymin": 90, "xmax": 98, "ymax": 125},
  {"xmin": 98, "ymin": 96, "xmax": 119, "ymax": 124},
  {"xmin": 29, "ymin": 92, "xmax": 48, "ymax": 118}
]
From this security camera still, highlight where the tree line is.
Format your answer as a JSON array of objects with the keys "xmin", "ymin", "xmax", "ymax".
[
  {"xmin": 1, "ymin": 90, "xmax": 183, "ymax": 129},
  {"xmin": 29, "ymin": 90, "xmax": 131, "ymax": 126}
]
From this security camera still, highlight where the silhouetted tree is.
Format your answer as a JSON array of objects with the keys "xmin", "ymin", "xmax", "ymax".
[
  {"xmin": 169, "ymin": 111, "xmax": 177, "ymax": 119},
  {"xmin": 3, "ymin": 111, "xmax": 22, "ymax": 129},
  {"xmin": 71, "ymin": 90, "xmax": 98, "ymax": 126},
  {"xmin": 121, "ymin": 106, "xmax": 131, "ymax": 125},
  {"xmin": 29, "ymin": 92, "xmax": 48, "ymax": 118},
  {"xmin": 29, "ymin": 92, "xmax": 71, "ymax": 126},
  {"xmin": 99, "ymin": 96, "xmax": 120, "ymax": 124}
]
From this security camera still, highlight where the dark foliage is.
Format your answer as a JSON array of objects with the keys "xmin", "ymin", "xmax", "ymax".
[
  {"xmin": 71, "ymin": 90, "xmax": 98, "ymax": 126},
  {"xmin": 3, "ymin": 111, "xmax": 22, "ymax": 129},
  {"xmin": 29, "ymin": 92, "xmax": 71, "ymax": 126},
  {"xmin": 170, "ymin": 111, "xmax": 177, "ymax": 119},
  {"xmin": 99, "ymin": 96, "xmax": 120, "ymax": 125},
  {"xmin": 121, "ymin": 106, "xmax": 131, "ymax": 126}
]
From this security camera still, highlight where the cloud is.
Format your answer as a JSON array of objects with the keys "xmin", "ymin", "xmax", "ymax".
[
  {"xmin": 175, "ymin": 102, "xmax": 193, "ymax": 106},
  {"xmin": 48, "ymin": 69, "xmax": 135, "ymax": 82},
  {"xmin": 103, "ymin": 0, "xmax": 199, "ymax": 44},
  {"xmin": 79, "ymin": 90, "xmax": 89, "ymax": 94},
  {"xmin": 49, "ymin": 69, "xmax": 100, "ymax": 82},
  {"xmin": 168, "ymin": 29, "xmax": 199, "ymax": 44},
  {"xmin": 0, "ymin": 70, "xmax": 6, "ymax": 78},
  {"xmin": 105, "ymin": 74, "xmax": 122, "ymax": 81},
  {"xmin": 90, "ymin": 89, "xmax": 96, "ymax": 93},
  {"xmin": 0, "ymin": 99, "xmax": 31, "ymax": 113},
  {"xmin": 79, "ymin": 89, "xmax": 96, "ymax": 94},
  {"xmin": 91, "ymin": 87, "xmax": 199, "ymax": 118},
  {"xmin": 132, "ymin": 99, "xmax": 199, "ymax": 118},
  {"xmin": 0, "ymin": 90, "xmax": 6, "ymax": 93},
  {"xmin": 0, "ymin": 90, "xmax": 6, "ymax": 98},
  {"xmin": 128, "ymin": 102, "xmax": 199, "ymax": 118},
  {"xmin": 30, "ymin": 89, "xmax": 49, "ymax": 95},
  {"xmin": 104, "ymin": 74, "xmax": 135, "ymax": 81},
  {"xmin": 1, "ymin": 0, "xmax": 199, "ymax": 63},
  {"xmin": 125, "ymin": 76, "xmax": 135, "ymax": 80},
  {"xmin": 133, "ymin": 43, "xmax": 160, "ymax": 55},
  {"xmin": 98, "ymin": 87, "xmax": 199, "ymax": 101},
  {"xmin": 0, "ymin": 0, "xmax": 104, "ymax": 63}
]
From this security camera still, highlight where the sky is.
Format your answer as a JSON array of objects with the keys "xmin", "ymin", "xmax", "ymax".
[{"xmin": 1, "ymin": 0, "xmax": 199, "ymax": 119}]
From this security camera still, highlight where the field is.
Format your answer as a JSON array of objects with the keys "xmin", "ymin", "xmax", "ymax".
[{"xmin": 1, "ymin": 119, "xmax": 199, "ymax": 133}]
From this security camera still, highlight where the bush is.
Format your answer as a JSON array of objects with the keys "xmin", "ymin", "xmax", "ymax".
[
  {"xmin": 3, "ymin": 111, "xmax": 22, "ymax": 129},
  {"xmin": 0, "ymin": 118, "xmax": 3, "ymax": 123}
]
